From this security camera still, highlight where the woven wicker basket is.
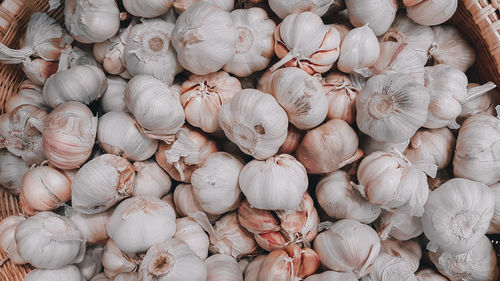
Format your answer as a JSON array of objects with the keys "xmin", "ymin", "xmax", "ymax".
[{"xmin": 0, "ymin": 0, "xmax": 500, "ymax": 280}]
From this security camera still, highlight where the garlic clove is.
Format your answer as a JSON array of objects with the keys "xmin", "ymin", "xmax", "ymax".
[
  {"xmin": 380, "ymin": 239, "xmax": 422, "ymax": 273},
  {"xmin": 376, "ymin": 210, "xmax": 423, "ymax": 241},
  {"xmin": 174, "ymin": 217, "xmax": 209, "ymax": 260},
  {"xmin": 24, "ymin": 265, "xmax": 85, "ymax": 281},
  {"xmin": 321, "ymin": 72, "xmax": 360, "ymax": 125},
  {"xmin": 338, "ymin": 25, "xmax": 380, "ymax": 74},
  {"xmin": 206, "ymin": 254, "xmax": 243, "ymax": 281},
  {"xmin": 361, "ymin": 253, "xmax": 418, "ymax": 281},
  {"xmin": 91, "ymin": 273, "xmax": 110, "ymax": 281},
  {"xmin": 123, "ymin": 0, "xmax": 174, "ymax": 18},
  {"xmin": 102, "ymin": 239, "xmax": 140, "ymax": 279},
  {"xmin": 458, "ymin": 83, "xmax": 498, "ymax": 124},
  {"xmin": 209, "ymin": 212, "xmax": 258, "ymax": 258},
  {"xmin": 65, "ymin": 207, "xmax": 112, "ymax": 245},
  {"xmin": 76, "ymin": 244, "xmax": 104, "ymax": 280},
  {"xmin": 101, "ymin": 76, "xmax": 128, "ymax": 113},
  {"xmin": 259, "ymin": 244, "xmax": 320, "ymax": 281},
  {"xmin": 237, "ymin": 199, "xmax": 280, "ymax": 234},
  {"xmin": 345, "ymin": 0, "xmax": 398, "ymax": 36},
  {"xmin": 407, "ymin": 0, "xmax": 458, "ymax": 26},
  {"xmin": 243, "ymin": 255, "xmax": 265, "ymax": 281},
  {"xmin": 0, "ymin": 215, "xmax": 27, "ymax": 265},
  {"xmin": 278, "ymin": 125, "xmax": 304, "ymax": 155},
  {"xmin": 404, "ymin": 127, "xmax": 456, "ymax": 170}
]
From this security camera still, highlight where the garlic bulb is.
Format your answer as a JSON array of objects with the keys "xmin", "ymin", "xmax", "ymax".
[
  {"xmin": 453, "ymin": 112, "xmax": 500, "ymax": 185},
  {"xmin": 377, "ymin": 210, "xmax": 423, "ymax": 241},
  {"xmin": 296, "ymin": 119, "xmax": 362, "ymax": 174},
  {"xmin": 278, "ymin": 125, "xmax": 303, "ymax": 154},
  {"xmin": 380, "ymin": 239, "xmax": 422, "ymax": 272},
  {"xmin": 360, "ymin": 253, "xmax": 418, "ymax": 281},
  {"xmin": 429, "ymin": 25, "xmax": 476, "ymax": 72},
  {"xmin": 219, "ymin": 89, "xmax": 288, "ymax": 160},
  {"xmin": 271, "ymin": 12, "xmax": 340, "ymax": 74},
  {"xmin": 0, "ymin": 151, "xmax": 29, "ymax": 195},
  {"xmin": 360, "ymin": 134, "xmax": 410, "ymax": 155},
  {"xmin": 304, "ymin": 271, "xmax": 358, "ymax": 281},
  {"xmin": 101, "ymin": 76, "xmax": 128, "ymax": 113},
  {"xmin": 422, "ymin": 178, "xmax": 495, "ymax": 254},
  {"xmin": 133, "ymin": 160, "xmax": 172, "ymax": 198},
  {"xmin": 107, "ymin": 196, "xmax": 176, "ymax": 254},
  {"xmin": 266, "ymin": 67, "xmax": 328, "ymax": 129},
  {"xmin": 380, "ymin": 14, "xmax": 434, "ymax": 62},
  {"xmin": 489, "ymin": 183, "xmax": 500, "ymax": 234},
  {"xmin": 43, "ymin": 102, "xmax": 97, "ymax": 169},
  {"xmin": 19, "ymin": 166, "xmax": 71, "ymax": 215},
  {"xmin": 72, "ymin": 154, "xmax": 135, "ymax": 214},
  {"xmin": 223, "ymin": 8, "xmax": 276, "ymax": 77},
  {"xmin": 356, "ymin": 73, "xmax": 430, "ymax": 143},
  {"xmin": 64, "ymin": 0, "xmax": 120, "ymax": 43},
  {"xmin": 43, "ymin": 64, "xmax": 106, "ymax": 109},
  {"xmin": 123, "ymin": 0, "xmax": 174, "ymax": 18},
  {"xmin": 77, "ymin": 245, "xmax": 104, "ymax": 280},
  {"xmin": 268, "ymin": 0, "xmax": 334, "ymax": 19},
  {"xmin": 102, "ymin": 239, "xmax": 140, "ymax": 279},
  {"xmin": 314, "ymin": 219, "xmax": 380, "ymax": 278},
  {"xmin": 259, "ymin": 244, "xmax": 319, "ymax": 281},
  {"xmin": 357, "ymin": 151, "xmax": 431, "ymax": 216},
  {"xmin": 338, "ymin": 25, "xmax": 380, "ymax": 73},
  {"xmin": 173, "ymin": 184, "xmax": 204, "ymax": 217},
  {"xmin": 138, "ymin": 238, "xmax": 207, "ymax": 281},
  {"xmin": 429, "ymin": 235, "xmax": 499, "ymax": 281},
  {"xmin": 239, "ymin": 154, "xmax": 307, "ymax": 210},
  {"xmin": 459, "ymin": 83, "xmax": 498, "ymax": 124},
  {"xmin": 0, "ymin": 104, "xmax": 47, "ymax": 165},
  {"xmin": 65, "ymin": 207, "xmax": 111, "ymax": 244},
  {"xmin": 98, "ymin": 112, "xmax": 158, "ymax": 162},
  {"xmin": 206, "ymin": 254, "xmax": 243, "ymax": 281},
  {"xmin": 155, "ymin": 126, "xmax": 218, "ymax": 182},
  {"xmin": 5, "ymin": 82, "xmax": 47, "ymax": 113},
  {"xmin": 321, "ymin": 72, "xmax": 360, "ymax": 124},
  {"xmin": 210, "ymin": 212, "xmax": 257, "ymax": 258},
  {"xmin": 174, "ymin": 217, "xmax": 209, "ymax": 260},
  {"xmin": 345, "ymin": 0, "xmax": 398, "ymax": 36},
  {"xmin": 404, "ymin": 128, "xmax": 455, "ymax": 170},
  {"xmin": 243, "ymin": 255, "xmax": 265, "ymax": 281},
  {"xmin": 24, "ymin": 265, "xmax": 85, "ymax": 281},
  {"xmin": 372, "ymin": 42, "xmax": 426, "ymax": 83},
  {"xmin": 316, "ymin": 170, "xmax": 381, "ymax": 224},
  {"xmin": 15, "ymin": 211, "xmax": 85, "ymax": 269},
  {"xmin": 123, "ymin": 19, "xmax": 182, "ymax": 85},
  {"xmin": 172, "ymin": 2, "xmax": 237, "ymax": 75},
  {"xmin": 173, "ymin": 0, "xmax": 234, "ymax": 13},
  {"xmin": 180, "ymin": 71, "xmax": 241, "ymax": 133},
  {"xmin": 192, "ymin": 152, "xmax": 243, "ymax": 215},
  {"xmin": 415, "ymin": 269, "xmax": 449, "ymax": 281},
  {"xmin": 0, "ymin": 216, "xmax": 27, "ymax": 264},
  {"xmin": 407, "ymin": 0, "xmax": 457, "ymax": 26}
]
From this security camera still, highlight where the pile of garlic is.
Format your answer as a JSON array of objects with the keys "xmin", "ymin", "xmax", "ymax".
[{"xmin": 1, "ymin": 0, "xmax": 500, "ymax": 280}]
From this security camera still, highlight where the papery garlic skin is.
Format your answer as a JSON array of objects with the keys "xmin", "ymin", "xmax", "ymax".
[
  {"xmin": 314, "ymin": 219, "xmax": 380, "ymax": 278},
  {"xmin": 0, "ymin": 216, "xmax": 27, "ymax": 264},
  {"xmin": 316, "ymin": 170, "xmax": 381, "ymax": 224},
  {"xmin": 15, "ymin": 211, "xmax": 85, "ymax": 269},
  {"xmin": 377, "ymin": 210, "xmax": 423, "ymax": 241},
  {"xmin": 19, "ymin": 166, "xmax": 71, "ymax": 215},
  {"xmin": 240, "ymin": 154, "xmax": 308, "ymax": 210},
  {"xmin": 415, "ymin": 269, "xmax": 449, "ymax": 281},
  {"xmin": 488, "ymin": 183, "xmax": 500, "ymax": 234},
  {"xmin": 114, "ymin": 272, "xmax": 139, "ymax": 281},
  {"xmin": 269, "ymin": 0, "xmax": 334, "ymax": 19},
  {"xmin": 98, "ymin": 112, "xmax": 158, "ymax": 162},
  {"xmin": 172, "ymin": 2, "xmax": 237, "ymax": 75},
  {"xmin": 304, "ymin": 271, "xmax": 358, "ymax": 281},
  {"xmin": 453, "ymin": 112, "xmax": 500, "ymax": 185},
  {"xmin": 422, "ymin": 178, "xmax": 494, "ymax": 254},
  {"xmin": 174, "ymin": 217, "xmax": 209, "ymax": 260},
  {"xmin": 101, "ymin": 76, "xmax": 127, "ymax": 113},
  {"xmin": 210, "ymin": 212, "xmax": 257, "ymax": 258},
  {"xmin": 71, "ymin": 154, "xmax": 135, "ymax": 215},
  {"xmin": 223, "ymin": 8, "xmax": 276, "ymax": 77},
  {"xmin": 272, "ymin": 12, "xmax": 340, "ymax": 74},
  {"xmin": 459, "ymin": 83, "xmax": 498, "ymax": 124},
  {"xmin": 278, "ymin": 125, "xmax": 303, "ymax": 154},
  {"xmin": 429, "ymin": 235, "xmax": 499, "ymax": 281},
  {"xmin": 296, "ymin": 119, "xmax": 361, "ymax": 174},
  {"xmin": 380, "ymin": 239, "xmax": 422, "ymax": 272},
  {"xmin": 407, "ymin": 0, "xmax": 457, "ymax": 26},
  {"xmin": 173, "ymin": 0, "xmax": 234, "ymax": 13},
  {"xmin": 219, "ymin": 89, "xmax": 288, "ymax": 160},
  {"xmin": 321, "ymin": 72, "xmax": 360, "ymax": 125},
  {"xmin": 404, "ymin": 128, "xmax": 455, "ymax": 170},
  {"xmin": 372, "ymin": 42, "xmax": 426, "ymax": 83},
  {"xmin": 133, "ymin": 160, "xmax": 172, "ymax": 198},
  {"xmin": 138, "ymin": 238, "xmax": 207, "ymax": 281},
  {"xmin": 5, "ymin": 83, "xmax": 47, "ymax": 113},
  {"xmin": 429, "ymin": 25, "xmax": 476, "ymax": 72},
  {"xmin": 125, "ymin": 75, "xmax": 185, "ymax": 140},
  {"xmin": 356, "ymin": 73, "xmax": 430, "ymax": 143},
  {"xmin": 102, "ymin": 239, "xmax": 140, "ymax": 279},
  {"xmin": 360, "ymin": 253, "xmax": 418, "ymax": 281},
  {"xmin": 42, "ymin": 102, "xmax": 97, "ymax": 169},
  {"xmin": 77, "ymin": 245, "xmax": 104, "ymax": 280},
  {"xmin": 243, "ymin": 255, "xmax": 265, "ymax": 281},
  {"xmin": 24, "ymin": 265, "xmax": 85, "ymax": 281},
  {"xmin": 360, "ymin": 134, "xmax": 410, "ymax": 155},
  {"xmin": 64, "ymin": 0, "xmax": 120, "ymax": 43},
  {"xmin": 173, "ymin": 184, "xmax": 205, "ymax": 217},
  {"xmin": 107, "ymin": 196, "xmax": 176, "ymax": 254},
  {"xmin": 180, "ymin": 71, "xmax": 241, "ymax": 133},
  {"xmin": 93, "ymin": 27, "xmax": 129, "ymax": 76},
  {"xmin": 338, "ymin": 25, "xmax": 380, "ymax": 73},
  {"xmin": 91, "ymin": 273, "xmax": 109, "ymax": 281},
  {"xmin": 0, "ymin": 151, "xmax": 29, "ymax": 195},
  {"xmin": 259, "ymin": 244, "xmax": 319, "ymax": 281},
  {"xmin": 345, "ymin": 0, "xmax": 398, "ymax": 36},
  {"xmin": 206, "ymin": 254, "xmax": 243, "ymax": 281},
  {"xmin": 123, "ymin": 0, "xmax": 174, "ymax": 18},
  {"xmin": 66, "ymin": 207, "xmax": 111, "ymax": 244},
  {"xmin": 22, "ymin": 58, "xmax": 59, "ymax": 86}
]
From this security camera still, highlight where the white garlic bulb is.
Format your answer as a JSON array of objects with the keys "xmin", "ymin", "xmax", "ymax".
[
  {"xmin": 64, "ymin": 0, "xmax": 120, "ymax": 43},
  {"xmin": 24, "ymin": 265, "xmax": 85, "ymax": 281},
  {"xmin": 407, "ymin": 0, "xmax": 458, "ymax": 26},
  {"xmin": 316, "ymin": 170, "xmax": 381, "ymax": 224},
  {"xmin": 269, "ymin": 0, "xmax": 334, "ymax": 19},
  {"xmin": 429, "ymin": 235, "xmax": 499, "ymax": 281},
  {"xmin": 372, "ymin": 42, "xmax": 426, "ymax": 83},
  {"xmin": 345, "ymin": 0, "xmax": 398, "ymax": 36},
  {"xmin": 174, "ymin": 217, "xmax": 209, "ymax": 260},
  {"xmin": 0, "ymin": 104, "xmax": 47, "ymax": 165},
  {"xmin": 173, "ymin": 0, "xmax": 234, "ymax": 13},
  {"xmin": 19, "ymin": 166, "xmax": 71, "ymax": 215},
  {"xmin": 107, "ymin": 196, "xmax": 177, "ymax": 254},
  {"xmin": 360, "ymin": 134, "xmax": 410, "ymax": 155},
  {"xmin": 219, "ymin": 89, "xmax": 288, "ymax": 160},
  {"xmin": 98, "ymin": 112, "xmax": 158, "ymax": 162},
  {"xmin": 380, "ymin": 239, "xmax": 422, "ymax": 272},
  {"xmin": 77, "ymin": 245, "xmax": 104, "ymax": 280},
  {"xmin": 5, "ymin": 82, "xmax": 47, "ymax": 113},
  {"xmin": 314, "ymin": 219, "xmax": 380, "ymax": 278},
  {"xmin": 43, "ymin": 102, "xmax": 97, "ymax": 169},
  {"xmin": 304, "ymin": 271, "xmax": 358, "ymax": 281},
  {"xmin": 360, "ymin": 253, "xmax": 418, "ymax": 281},
  {"xmin": 489, "ymin": 183, "xmax": 500, "ymax": 234},
  {"xmin": 223, "ymin": 8, "xmax": 276, "ymax": 77},
  {"xmin": 155, "ymin": 126, "xmax": 218, "ymax": 182},
  {"xmin": 415, "ymin": 269, "xmax": 449, "ymax": 281},
  {"xmin": 377, "ymin": 210, "xmax": 423, "ymax": 241},
  {"xmin": 138, "ymin": 238, "xmax": 207, "ymax": 281},
  {"xmin": 0, "ymin": 151, "xmax": 29, "ymax": 195},
  {"xmin": 65, "ymin": 207, "xmax": 111, "ymax": 244},
  {"xmin": 123, "ymin": 0, "xmax": 173, "ymax": 18},
  {"xmin": 0, "ymin": 215, "xmax": 27, "ymax": 264},
  {"xmin": 72, "ymin": 154, "xmax": 135, "ymax": 214},
  {"xmin": 180, "ymin": 71, "xmax": 241, "ymax": 133},
  {"xmin": 321, "ymin": 72, "xmax": 360, "ymax": 125},
  {"xmin": 404, "ymin": 128, "xmax": 455, "ymax": 170},
  {"xmin": 356, "ymin": 73, "xmax": 430, "ymax": 143},
  {"xmin": 101, "ymin": 76, "xmax": 127, "ymax": 113},
  {"xmin": 429, "ymin": 25, "xmax": 476, "ymax": 72},
  {"xmin": 133, "ymin": 160, "xmax": 172, "ymax": 198},
  {"xmin": 338, "ymin": 25, "xmax": 380, "ymax": 74},
  {"xmin": 271, "ymin": 12, "xmax": 340, "ymax": 74},
  {"xmin": 459, "ymin": 83, "xmax": 498, "ymax": 124},
  {"xmin": 453, "ymin": 112, "xmax": 500, "ymax": 185},
  {"xmin": 206, "ymin": 254, "xmax": 243, "ymax": 281},
  {"xmin": 422, "ymin": 178, "xmax": 495, "ymax": 254},
  {"xmin": 172, "ymin": 2, "xmax": 237, "ymax": 75},
  {"xmin": 258, "ymin": 244, "xmax": 320, "ymax": 281},
  {"xmin": 239, "ymin": 154, "xmax": 307, "ymax": 210},
  {"xmin": 266, "ymin": 67, "xmax": 328, "ymax": 129},
  {"xmin": 210, "ymin": 212, "xmax": 257, "ymax": 258},
  {"xmin": 15, "ymin": 211, "xmax": 85, "ymax": 269},
  {"xmin": 102, "ymin": 239, "xmax": 140, "ymax": 279}
]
